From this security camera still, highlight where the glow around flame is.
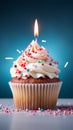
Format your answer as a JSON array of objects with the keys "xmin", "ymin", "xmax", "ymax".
[{"xmin": 34, "ymin": 19, "xmax": 39, "ymax": 37}]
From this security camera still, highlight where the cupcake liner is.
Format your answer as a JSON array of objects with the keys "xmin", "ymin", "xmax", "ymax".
[{"xmin": 9, "ymin": 82, "xmax": 62, "ymax": 109}]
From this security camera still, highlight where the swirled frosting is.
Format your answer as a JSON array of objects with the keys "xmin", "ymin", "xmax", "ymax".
[{"xmin": 10, "ymin": 40, "xmax": 60, "ymax": 79}]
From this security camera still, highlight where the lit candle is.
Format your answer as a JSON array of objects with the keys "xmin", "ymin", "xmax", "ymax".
[{"xmin": 34, "ymin": 19, "xmax": 39, "ymax": 41}]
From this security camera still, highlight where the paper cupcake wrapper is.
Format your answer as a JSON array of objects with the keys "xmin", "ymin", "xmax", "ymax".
[{"xmin": 9, "ymin": 82, "xmax": 62, "ymax": 109}]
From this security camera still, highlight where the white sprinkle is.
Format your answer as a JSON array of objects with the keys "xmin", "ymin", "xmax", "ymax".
[
  {"xmin": 5, "ymin": 57, "xmax": 14, "ymax": 60},
  {"xmin": 42, "ymin": 40, "xmax": 46, "ymax": 43},
  {"xmin": 64, "ymin": 62, "xmax": 69, "ymax": 68},
  {"xmin": 16, "ymin": 49, "xmax": 21, "ymax": 54}
]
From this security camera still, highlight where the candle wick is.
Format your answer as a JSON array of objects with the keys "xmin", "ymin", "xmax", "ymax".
[{"xmin": 35, "ymin": 36, "xmax": 38, "ymax": 42}]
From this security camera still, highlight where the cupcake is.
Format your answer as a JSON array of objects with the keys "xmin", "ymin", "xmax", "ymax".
[{"xmin": 9, "ymin": 40, "xmax": 62, "ymax": 110}]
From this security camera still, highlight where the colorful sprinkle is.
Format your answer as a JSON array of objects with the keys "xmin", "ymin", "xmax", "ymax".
[
  {"xmin": 21, "ymin": 63, "xmax": 26, "ymax": 69},
  {"xmin": 42, "ymin": 63, "xmax": 44, "ymax": 66},
  {"xmin": 49, "ymin": 63, "xmax": 52, "ymax": 65},
  {"xmin": 0, "ymin": 104, "xmax": 73, "ymax": 116},
  {"xmin": 26, "ymin": 108, "xmax": 29, "ymax": 112},
  {"xmin": 26, "ymin": 69, "xmax": 30, "ymax": 72},
  {"xmin": 53, "ymin": 61, "xmax": 58, "ymax": 64},
  {"xmin": 41, "ymin": 108, "xmax": 44, "ymax": 112},
  {"xmin": 38, "ymin": 60, "xmax": 42, "ymax": 63},
  {"xmin": 14, "ymin": 65, "xmax": 17, "ymax": 68},
  {"xmin": 16, "ymin": 69, "xmax": 22, "ymax": 74},
  {"xmin": 25, "ymin": 75, "xmax": 29, "ymax": 77},
  {"xmin": 0, "ymin": 106, "xmax": 2, "ymax": 110},
  {"xmin": 44, "ymin": 60, "xmax": 47, "ymax": 62}
]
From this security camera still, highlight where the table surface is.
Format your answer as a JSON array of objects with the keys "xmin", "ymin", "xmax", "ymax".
[{"xmin": 0, "ymin": 99, "xmax": 73, "ymax": 130}]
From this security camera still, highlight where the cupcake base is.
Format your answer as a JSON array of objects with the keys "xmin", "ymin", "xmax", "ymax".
[{"xmin": 9, "ymin": 82, "xmax": 62, "ymax": 110}]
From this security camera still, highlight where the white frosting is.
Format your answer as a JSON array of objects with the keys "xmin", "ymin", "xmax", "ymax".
[{"xmin": 10, "ymin": 40, "xmax": 60, "ymax": 79}]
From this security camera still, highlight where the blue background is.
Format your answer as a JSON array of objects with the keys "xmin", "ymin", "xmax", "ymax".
[{"xmin": 0, "ymin": 0, "xmax": 73, "ymax": 98}]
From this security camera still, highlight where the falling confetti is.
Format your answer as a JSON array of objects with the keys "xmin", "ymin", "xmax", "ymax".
[
  {"xmin": 64, "ymin": 62, "xmax": 69, "ymax": 68},
  {"xmin": 42, "ymin": 40, "xmax": 46, "ymax": 43},
  {"xmin": 5, "ymin": 57, "xmax": 14, "ymax": 60},
  {"xmin": 21, "ymin": 50, "xmax": 23, "ymax": 53},
  {"xmin": 16, "ymin": 49, "xmax": 21, "ymax": 54}
]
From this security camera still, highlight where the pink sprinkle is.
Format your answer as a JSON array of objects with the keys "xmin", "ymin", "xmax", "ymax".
[
  {"xmin": 5, "ymin": 108, "xmax": 9, "ymax": 113},
  {"xmin": 45, "ymin": 109, "xmax": 50, "ymax": 112},
  {"xmin": 63, "ymin": 110, "xmax": 67, "ymax": 115},
  {"xmin": 16, "ymin": 69, "xmax": 22, "ymax": 74},
  {"xmin": 53, "ymin": 61, "xmax": 58, "ymax": 64},
  {"xmin": 68, "ymin": 111, "xmax": 71, "ymax": 115},
  {"xmin": 0, "ymin": 103, "xmax": 73, "ymax": 116},
  {"xmin": 55, "ymin": 72, "xmax": 57, "ymax": 75},
  {"xmin": 50, "ymin": 57, "xmax": 53, "ymax": 61},
  {"xmin": 15, "ymin": 109, "xmax": 19, "ymax": 112},
  {"xmin": 50, "ymin": 111, "xmax": 53, "ymax": 115},
  {"xmin": 53, "ymin": 111, "xmax": 58, "ymax": 116},
  {"xmin": 31, "ymin": 110, "xmax": 36, "ymax": 113},
  {"xmin": 38, "ymin": 108, "xmax": 40, "ymax": 110},
  {"xmin": 21, "ymin": 63, "xmax": 26, "ymax": 69},
  {"xmin": 71, "ymin": 111, "xmax": 73, "ymax": 115},
  {"xmin": 30, "ymin": 44, "xmax": 32, "ymax": 47}
]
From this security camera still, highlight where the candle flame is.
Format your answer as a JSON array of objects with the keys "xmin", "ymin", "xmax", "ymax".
[{"xmin": 34, "ymin": 19, "xmax": 39, "ymax": 37}]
